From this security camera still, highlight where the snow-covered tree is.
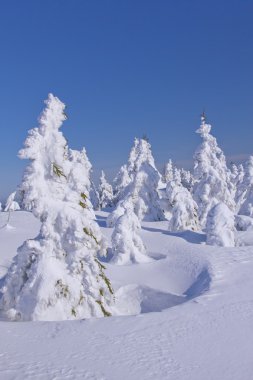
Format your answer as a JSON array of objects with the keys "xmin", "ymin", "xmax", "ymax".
[
  {"xmin": 167, "ymin": 173, "xmax": 199, "ymax": 232},
  {"xmin": 193, "ymin": 114, "xmax": 235, "ymax": 227},
  {"xmin": 206, "ymin": 202, "xmax": 235, "ymax": 247},
  {"xmin": 163, "ymin": 159, "xmax": 173, "ymax": 183},
  {"xmin": 111, "ymin": 204, "xmax": 151, "ymax": 265},
  {"xmin": 239, "ymin": 156, "xmax": 253, "ymax": 217},
  {"xmin": 109, "ymin": 162, "xmax": 164, "ymax": 225},
  {"xmin": 67, "ymin": 148, "xmax": 95, "ymax": 218},
  {"xmin": 230, "ymin": 163, "xmax": 239, "ymax": 185},
  {"xmin": 98, "ymin": 170, "xmax": 113, "ymax": 209},
  {"xmin": 127, "ymin": 137, "xmax": 160, "ymax": 179},
  {"xmin": 113, "ymin": 164, "xmax": 131, "ymax": 205},
  {"xmin": 70, "ymin": 147, "xmax": 100, "ymax": 211},
  {"xmin": 108, "ymin": 138, "xmax": 164, "ymax": 225},
  {"xmin": 128, "ymin": 160, "xmax": 164, "ymax": 221},
  {"xmin": 234, "ymin": 164, "xmax": 245, "ymax": 212},
  {"xmin": 90, "ymin": 180, "xmax": 100, "ymax": 210},
  {"xmin": 4, "ymin": 192, "xmax": 20, "ymax": 212},
  {"xmin": 180, "ymin": 168, "xmax": 194, "ymax": 192},
  {"xmin": 0, "ymin": 94, "xmax": 114, "ymax": 321}
]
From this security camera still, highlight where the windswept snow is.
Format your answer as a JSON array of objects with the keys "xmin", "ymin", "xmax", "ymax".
[{"xmin": 0, "ymin": 211, "xmax": 253, "ymax": 379}]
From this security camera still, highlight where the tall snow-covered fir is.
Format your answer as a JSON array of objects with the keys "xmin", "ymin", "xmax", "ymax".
[
  {"xmin": 163, "ymin": 159, "xmax": 174, "ymax": 183},
  {"xmin": 90, "ymin": 180, "xmax": 100, "ymax": 210},
  {"xmin": 111, "ymin": 203, "xmax": 151, "ymax": 265},
  {"xmin": 0, "ymin": 94, "xmax": 114, "ymax": 321},
  {"xmin": 98, "ymin": 170, "xmax": 114, "ymax": 209},
  {"xmin": 206, "ymin": 202, "xmax": 235, "ymax": 247},
  {"xmin": 67, "ymin": 147, "xmax": 95, "ymax": 217},
  {"xmin": 167, "ymin": 171, "xmax": 199, "ymax": 232},
  {"xmin": 113, "ymin": 164, "xmax": 131, "ymax": 205},
  {"xmin": 239, "ymin": 156, "xmax": 253, "ymax": 217},
  {"xmin": 127, "ymin": 137, "xmax": 160, "ymax": 179},
  {"xmin": 193, "ymin": 114, "xmax": 235, "ymax": 228},
  {"xmin": 108, "ymin": 138, "xmax": 164, "ymax": 224}
]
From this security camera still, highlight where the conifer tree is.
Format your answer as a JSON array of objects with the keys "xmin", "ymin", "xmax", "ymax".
[
  {"xmin": 67, "ymin": 148, "xmax": 95, "ymax": 217},
  {"xmin": 167, "ymin": 172, "xmax": 199, "ymax": 232},
  {"xmin": 90, "ymin": 180, "xmax": 100, "ymax": 210},
  {"xmin": 239, "ymin": 156, "xmax": 253, "ymax": 217},
  {"xmin": 193, "ymin": 114, "xmax": 235, "ymax": 227},
  {"xmin": 163, "ymin": 159, "xmax": 174, "ymax": 183},
  {"xmin": 127, "ymin": 138, "xmax": 160, "ymax": 178},
  {"xmin": 233, "ymin": 164, "xmax": 245, "ymax": 212},
  {"xmin": 180, "ymin": 168, "xmax": 194, "ymax": 192},
  {"xmin": 113, "ymin": 164, "xmax": 131, "ymax": 206},
  {"xmin": 206, "ymin": 202, "xmax": 235, "ymax": 247},
  {"xmin": 0, "ymin": 94, "xmax": 114, "ymax": 321},
  {"xmin": 4, "ymin": 192, "xmax": 20, "ymax": 212},
  {"xmin": 108, "ymin": 138, "xmax": 164, "ymax": 225},
  {"xmin": 98, "ymin": 170, "xmax": 113, "ymax": 209},
  {"xmin": 111, "ymin": 204, "xmax": 151, "ymax": 265}
]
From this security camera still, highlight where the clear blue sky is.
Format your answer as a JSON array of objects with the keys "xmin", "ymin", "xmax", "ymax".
[{"xmin": 0, "ymin": 0, "xmax": 252, "ymax": 199}]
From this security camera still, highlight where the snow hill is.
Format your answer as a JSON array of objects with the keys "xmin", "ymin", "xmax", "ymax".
[{"xmin": 0, "ymin": 211, "xmax": 252, "ymax": 379}]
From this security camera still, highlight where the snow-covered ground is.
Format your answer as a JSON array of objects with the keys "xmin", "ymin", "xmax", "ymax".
[{"xmin": 0, "ymin": 211, "xmax": 253, "ymax": 379}]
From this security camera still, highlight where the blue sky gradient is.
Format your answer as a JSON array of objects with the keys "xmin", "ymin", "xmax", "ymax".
[{"xmin": 0, "ymin": 0, "xmax": 252, "ymax": 199}]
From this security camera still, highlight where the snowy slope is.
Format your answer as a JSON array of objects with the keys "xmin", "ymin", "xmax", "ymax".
[{"xmin": 0, "ymin": 211, "xmax": 253, "ymax": 379}]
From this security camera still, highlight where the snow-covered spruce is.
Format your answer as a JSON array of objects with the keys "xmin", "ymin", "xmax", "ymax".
[
  {"xmin": 239, "ymin": 156, "xmax": 253, "ymax": 217},
  {"xmin": 230, "ymin": 163, "xmax": 239, "ymax": 186},
  {"xmin": 113, "ymin": 164, "xmax": 131, "ymax": 205},
  {"xmin": 98, "ymin": 170, "xmax": 113, "ymax": 209},
  {"xmin": 127, "ymin": 137, "xmax": 160, "ymax": 179},
  {"xmin": 0, "ymin": 94, "xmax": 114, "ymax": 321},
  {"xmin": 108, "ymin": 138, "xmax": 164, "ymax": 225},
  {"xmin": 70, "ymin": 147, "xmax": 100, "ymax": 212},
  {"xmin": 193, "ymin": 114, "xmax": 235, "ymax": 228},
  {"xmin": 206, "ymin": 202, "xmax": 235, "ymax": 247},
  {"xmin": 4, "ymin": 192, "xmax": 20, "ymax": 212},
  {"xmin": 163, "ymin": 159, "xmax": 173, "ymax": 183},
  {"xmin": 90, "ymin": 180, "xmax": 100, "ymax": 210},
  {"xmin": 180, "ymin": 168, "xmax": 194, "ymax": 192},
  {"xmin": 109, "ymin": 162, "xmax": 164, "ymax": 226},
  {"xmin": 130, "ymin": 162, "xmax": 164, "ymax": 221},
  {"xmin": 111, "ymin": 205, "xmax": 151, "ymax": 265},
  {"xmin": 167, "ymin": 172, "xmax": 199, "ymax": 232},
  {"xmin": 233, "ymin": 164, "xmax": 245, "ymax": 212},
  {"xmin": 67, "ymin": 148, "xmax": 95, "ymax": 218},
  {"xmin": 107, "ymin": 197, "xmax": 130, "ymax": 227}
]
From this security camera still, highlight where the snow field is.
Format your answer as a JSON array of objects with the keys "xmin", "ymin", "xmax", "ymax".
[{"xmin": 0, "ymin": 211, "xmax": 253, "ymax": 379}]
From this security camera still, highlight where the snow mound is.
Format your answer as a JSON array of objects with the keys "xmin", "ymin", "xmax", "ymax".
[
  {"xmin": 115, "ymin": 284, "xmax": 185, "ymax": 315},
  {"xmin": 114, "ymin": 265, "xmax": 211, "ymax": 316}
]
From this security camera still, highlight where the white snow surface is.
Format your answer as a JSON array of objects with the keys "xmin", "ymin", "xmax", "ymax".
[{"xmin": 0, "ymin": 211, "xmax": 253, "ymax": 379}]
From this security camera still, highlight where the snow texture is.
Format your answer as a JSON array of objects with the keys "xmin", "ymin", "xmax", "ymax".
[{"xmin": 0, "ymin": 210, "xmax": 253, "ymax": 379}]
